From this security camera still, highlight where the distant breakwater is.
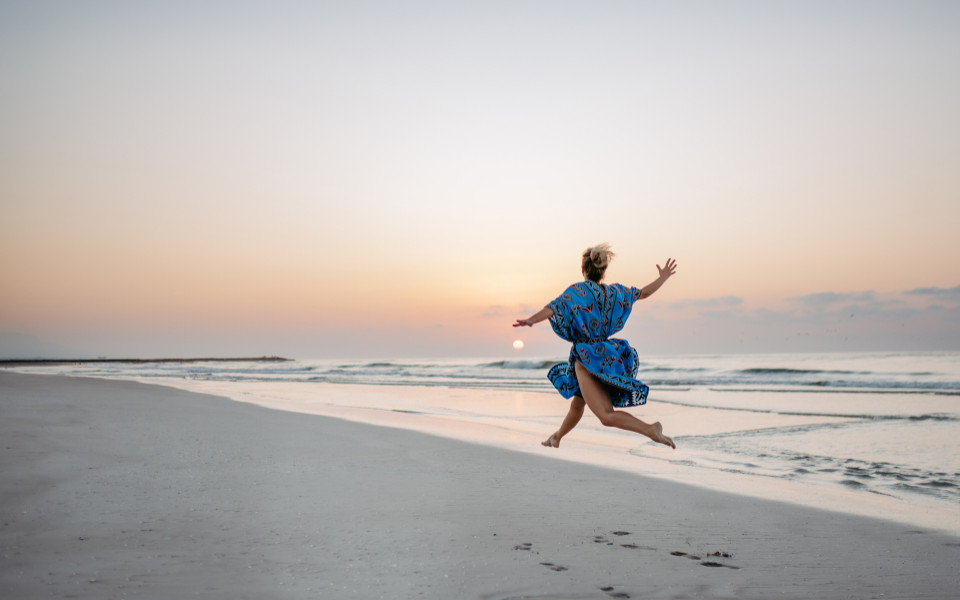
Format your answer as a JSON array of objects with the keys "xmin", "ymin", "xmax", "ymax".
[{"xmin": 0, "ymin": 356, "xmax": 291, "ymax": 367}]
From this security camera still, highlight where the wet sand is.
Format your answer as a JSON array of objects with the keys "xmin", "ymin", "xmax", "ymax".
[
  {"xmin": 2, "ymin": 372, "xmax": 958, "ymax": 599},
  {"xmin": 142, "ymin": 377, "xmax": 960, "ymax": 534}
]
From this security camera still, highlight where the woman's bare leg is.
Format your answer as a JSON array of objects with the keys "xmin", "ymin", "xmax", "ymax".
[
  {"xmin": 542, "ymin": 395, "xmax": 585, "ymax": 448},
  {"xmin": 574, "ymin": 362, "xmax": 675, "ymax": 449}
]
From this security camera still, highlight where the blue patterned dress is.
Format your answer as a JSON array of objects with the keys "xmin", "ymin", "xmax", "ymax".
[{"xmin": 546, "ymin": 281, "xmax": 649, "ymax": 408}]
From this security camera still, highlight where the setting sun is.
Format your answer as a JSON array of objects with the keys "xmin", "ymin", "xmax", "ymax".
[{"xmin": 512, "ymin": 340, "xmax": 524, "ymax": 351}]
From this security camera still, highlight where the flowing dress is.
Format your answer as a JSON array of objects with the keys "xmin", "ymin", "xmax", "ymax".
[{"xmin": 546, "ymin": 280, "xmax": 649, "ymax": 408}]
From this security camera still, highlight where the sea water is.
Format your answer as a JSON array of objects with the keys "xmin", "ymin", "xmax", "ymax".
[
  {"xmin": 9, "ymin": 351, "xmax": 960, "ymax": 530},
  {"xmin": 17, "ymin": 351, "xmax": 960, "ymax": 391}
]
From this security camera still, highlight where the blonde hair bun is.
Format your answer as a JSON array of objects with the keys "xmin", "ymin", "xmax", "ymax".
[
  {"xmin": 589, "ymin": 243, "xmax": 614, "ymax": 268},
  {"xmin": 582, "ymin": 243, "xmax": 614, "ymax": 282}
]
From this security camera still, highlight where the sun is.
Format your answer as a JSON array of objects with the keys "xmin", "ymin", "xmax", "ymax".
[{"xmin": 512, "ymin": 339, "xmax": 525, "ymax": 350}]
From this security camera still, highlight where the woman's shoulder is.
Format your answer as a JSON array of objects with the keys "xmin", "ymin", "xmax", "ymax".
[
  {"xmin": 607, "ymin": 282, "xmax": 629, "ymax": 293},
  {"xmin": 561, "ymin": 281, "xmax": 589, "ymax": 294},
  {"xmin": 552, "ymin": 281, "xmax": 593, "ymax": 305},
  {"xmin": 606, "ymin": 282, "xmax": 640, "ymax": 298}
]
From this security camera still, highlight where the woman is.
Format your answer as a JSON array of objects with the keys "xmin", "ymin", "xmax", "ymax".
[{"xmin": 514, "ymin": 244, "xmax": 677, "ymax": 449}]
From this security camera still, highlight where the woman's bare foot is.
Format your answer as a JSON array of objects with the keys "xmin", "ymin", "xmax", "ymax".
[
  {"xmin": 541, "ymin": 433, "xmax": 560, "ymax": 448},
  {"xmin": 651, "ymin": 422, "xmax": 676, "ymax": 449}
]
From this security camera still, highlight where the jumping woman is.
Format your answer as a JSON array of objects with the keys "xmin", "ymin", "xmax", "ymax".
[{"xmin": 514, "ymin": 244, "xmax": 677, "ymax": 449}]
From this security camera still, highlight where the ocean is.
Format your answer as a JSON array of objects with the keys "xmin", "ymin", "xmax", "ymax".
[
  {"xmin": 9, "ymin": 351, "xmax": 960, "ymax": 530},
  {"xmin": 14, "ymin": 351, "xmax": 960, "ymax": 393}
]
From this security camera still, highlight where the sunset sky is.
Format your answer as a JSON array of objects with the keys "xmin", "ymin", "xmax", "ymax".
[{"xmin": 2, "ymin": 0, "xmax": 958, "ymax": 359}]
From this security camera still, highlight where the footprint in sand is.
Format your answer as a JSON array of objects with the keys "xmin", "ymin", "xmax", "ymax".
[
  {"xmin": 594, "ymin": 532, "xmax": 654, "ymax": 552},
  {"xmin": 511, "ymin": 542, "xmax": 567, "ymax": 572},
  {"xmin": 620, "ymin": 543, "xmax": 657, "ymax": 551},
  {"xmin": 595, "ymin": 531, "xmax": 630, "ymax": 545},
  {"xmin": 599, "ymin": 586, "xmax": 630, "ymax": 598},
  {"xmin": 593, "ymin": 535, "xmax": 614, "ymax": 546},
  {"xmin": 671, "ymin": 550, "xmax": 740, "ymax": 570}
]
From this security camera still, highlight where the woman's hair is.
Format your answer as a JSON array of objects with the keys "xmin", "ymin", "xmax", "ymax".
[{"xmin": 581, "ymin": 243, "xmax": 615, "ymax": 283}]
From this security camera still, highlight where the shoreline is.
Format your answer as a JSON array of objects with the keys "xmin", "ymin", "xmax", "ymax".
[{"xmin": 3, "ymin": 371, "xmax": 959, "ymax": 599}]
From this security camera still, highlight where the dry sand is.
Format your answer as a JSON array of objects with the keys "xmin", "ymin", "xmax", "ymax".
[{"xmin": 2, "ymin": 372, "xmax": 958, "ymax": 599}]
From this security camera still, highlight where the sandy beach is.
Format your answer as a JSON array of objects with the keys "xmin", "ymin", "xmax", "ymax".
[{"xmin": 2, "ymin": 372, "xmax": 959, "ymax": 599}]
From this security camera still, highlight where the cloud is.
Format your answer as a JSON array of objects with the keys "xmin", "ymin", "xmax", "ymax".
[
  {"xmin": 905, "ymin": 285, "xmax": 960, "ymax": 300},
  {"xmin": 789, "ymin": 291, "xmax": 877, "ymax": 307},
  {"xmin": 674, "ymin": 291, "xmax": 942, "ymax": 326},
  {"xmin": 640, "ymin": 293, "xmax": 960, "ymax": 353},
  {"xmin": 669, "ymin": 296, "xmax": 743, "ymax": 310}
]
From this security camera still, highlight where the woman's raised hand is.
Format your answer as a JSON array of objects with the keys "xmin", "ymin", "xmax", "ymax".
[
  {"xmin": 657, "ymin": 258, "xmax": 677, "ymax": 279},
  {"xmin": 513, "ymin": 306, "xmax": 555, "ymax": 327}
]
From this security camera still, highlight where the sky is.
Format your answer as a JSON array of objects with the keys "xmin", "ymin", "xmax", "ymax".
[{"xmin": 1, "ymin": 0, "xmax": 959, "ymax": 359}]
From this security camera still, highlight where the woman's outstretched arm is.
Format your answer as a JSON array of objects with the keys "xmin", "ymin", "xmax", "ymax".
[
  {"xmin": 513, "ymin": 306, "xmax": 554, "ymax": 327},
  {"xmin": 638, "ymin": 258, "xmax": 677, "ymax": 299}
]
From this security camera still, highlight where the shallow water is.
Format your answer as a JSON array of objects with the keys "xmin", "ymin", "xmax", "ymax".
[{"xmin": 654, "ymin": 406, "xmax": 960, "ymax": 505}]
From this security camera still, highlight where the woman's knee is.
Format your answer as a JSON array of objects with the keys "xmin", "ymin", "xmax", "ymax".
[{"xmin": 595, "ymin": 410, "xmax": 618, "ymax": 427}]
